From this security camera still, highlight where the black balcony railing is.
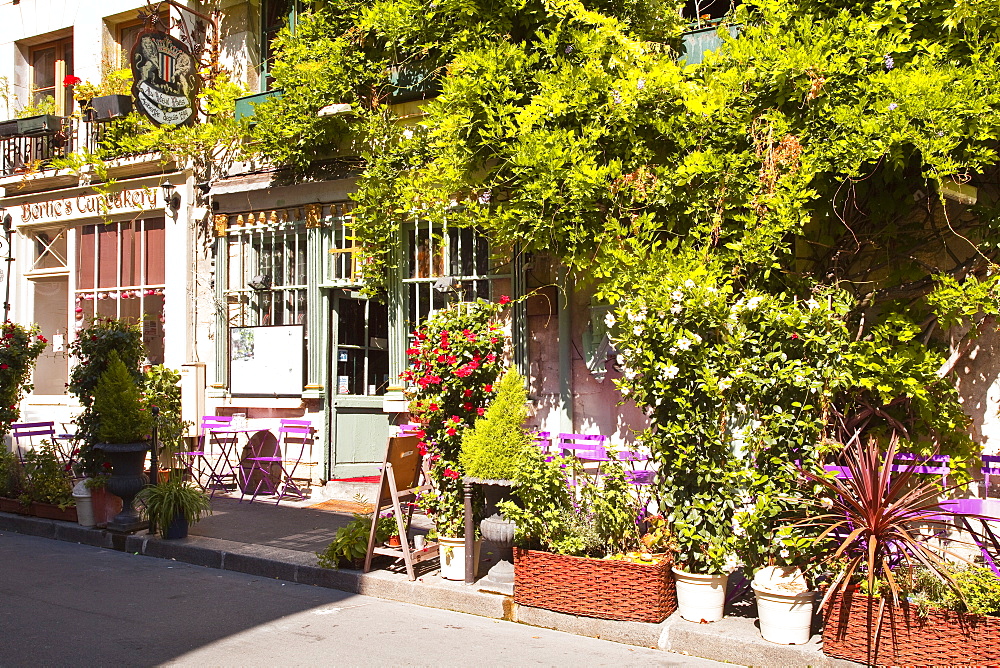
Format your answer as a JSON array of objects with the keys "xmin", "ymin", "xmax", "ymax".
[{"xmin": 0, "ymin": 114, "xmax": 150, "ymax": 177}]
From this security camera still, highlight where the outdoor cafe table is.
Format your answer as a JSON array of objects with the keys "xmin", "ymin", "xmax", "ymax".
[{"xmin": 206, "ymin": 424, "xmax": 281, "ymax": 497}]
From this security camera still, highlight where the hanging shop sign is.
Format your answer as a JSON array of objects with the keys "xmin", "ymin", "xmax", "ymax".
[
  {"xmin": 130, "ymin": 30, "xmax": 198, "ymax": 126},
  {"xmin": 17, "ymin": 187, "xmax": 161, "ymax": 225}
]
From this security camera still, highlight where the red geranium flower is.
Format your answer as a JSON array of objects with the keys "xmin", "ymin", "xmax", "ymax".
[
  {"xmin": 790, "ymin": 333, "xmax": 799, "ymax": 339},
  {"xmin": 429, "ymin": 403, "xmax": 439, "ymax": 411},
  {"xmin": 462, "ymin": 388, "xmax": 473, "ymax": 398},
  {"xmin": 446, "ymin": 427, "xmax": 457, "ymax": 436},
  {"xmin": 484, "ymin": 384, "xmax": 493, "ymax": 392},
  {"xmin": 0, "ymin": 364, "xmax": 7, "ymax": 370},
  {"xmin": 63, "ymin": 75, "xmax": 81, "ymax": 87},
  {"xmin": 462, "ymin": 403, "xmax": 473, "ymax": 411},
  {"xmin": 499, "ymin": 295, "xmax": 511, "ymax": 305},
  {"xmin": 477, "ymin": 407, "xmax": 485, "ymax": 416},
  {"xmin": 443, "ymin": 468, "xmax": 460, "ymax": 479}
]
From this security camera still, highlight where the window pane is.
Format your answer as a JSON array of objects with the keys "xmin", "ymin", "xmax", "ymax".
[
  {"xmin": 77, "ymin": 226, "xmax": 95, "ymax": 289},
  {"xmin": 144, "ymin": 218, "xmax": 165, "ymax": 284},
  {"xmin": 97, "ymin": 225, "xmax": 118, "ymax": 288},
  {"xmin": 338, "ymin": 298, "xmax": 365, "ymax": 346},
  {"xmin": 32, "ymin": 47, "xmax": 56, "ymax": 91}
]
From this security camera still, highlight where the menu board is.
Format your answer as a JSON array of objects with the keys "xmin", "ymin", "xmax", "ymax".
[{"xmin": 229, "ymin": 325, "xmax": 304, "ymax": 396}]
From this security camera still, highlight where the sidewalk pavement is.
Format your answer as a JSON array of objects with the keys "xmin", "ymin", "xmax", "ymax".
[{"xmin": 0, "ymin": 486, "xmax": 861, "ymax": 667}]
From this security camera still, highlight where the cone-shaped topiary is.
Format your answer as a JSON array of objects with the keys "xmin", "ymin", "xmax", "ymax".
[
  {"xmin": 459, "ymin": 367, "xmax": 531, "ymax": 481},
  {"xmin": 93, "ymin": 350, "xmax": 153, "ymax": 444}
]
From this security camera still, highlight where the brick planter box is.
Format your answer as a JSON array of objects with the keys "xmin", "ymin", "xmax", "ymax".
[
  {"xmin": 29, "ymin": 502, "xmax": 77, "ymax": 522},
  {"xmin": 513, "ymin": 547, "xmax": 677, "ymax": 623},
  {"xmin": 822, "ymin": 589, "xmax": 1000, "ymax": 665}
]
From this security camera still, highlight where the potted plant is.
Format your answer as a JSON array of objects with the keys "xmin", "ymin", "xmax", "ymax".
[
  {"xmin": 92, "ymin": 350, "xmax": 154, "ymax": 532},
  {"xmin": 0, "ymin": 321, "xmax": 48, "ymax": 443},
  {"xmin": 19, "ymin": 441, "xmax": 76, "ymax": 521},
  {"xmin": 402, "ymin": 298, "xmax": 509, "ymax": 580},
  {"xmin": 0, "ymin": 448, "xmax": 26, "ymax": 513},
  {"xmin": 459, "ymin": 367, "xmax": 532, "ymax": 584},
  {"xmin": 143, "ymin": 364, "xmax": 193, "ymax": 480},
  {"xmin": 137, "ymin": 474, "xmax": 211, "ymax": 539},
  {"xmin": 64, "ymin": 69, "xmax": 133, "ymax": 121},
  {"xmin": 798, "ymin": 435, "xmax": 993, "ymax": 664},
  {"xmin": 500, "ymin": 450, "xmax": 679, "ymax": 623},
  {"xmin": 317, "ymin": 504, "xmax": 397, "ymax": 569},
  {"xmin": 752, "ymin": 565, "xmax": 816, "ymax": 645}
]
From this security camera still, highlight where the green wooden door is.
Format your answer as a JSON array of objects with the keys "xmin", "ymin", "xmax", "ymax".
[{"xmin": 328, "ymin": 294, "xmax": 391, "ymax": 479}]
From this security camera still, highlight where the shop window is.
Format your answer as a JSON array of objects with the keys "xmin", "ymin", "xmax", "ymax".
[
  {"xmin": 30, "ymin": 37, "xmax": 73, "ymax": 116},
  {"xmin": 334, "ymin": 297, "xmax": 390, "ymax": 396},
  {"xmin": 402, "ymin": 223, "xmax": 511, "ymax": 331},
  {"xmin": 75, "ymin": 218, "xmax": 166, "ymax": 364},
  {"xmin": 226, "ymin": 223, "xmax": 308, "ymax": 328},
  {"xmin": 31, "ymin": 276, "xmax": 69, "ymax": 394}
]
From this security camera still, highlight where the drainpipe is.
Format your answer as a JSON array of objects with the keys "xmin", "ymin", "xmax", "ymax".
[{"xmin": 558, "ymin": 265, "xmax": 573, "ymax": 434}]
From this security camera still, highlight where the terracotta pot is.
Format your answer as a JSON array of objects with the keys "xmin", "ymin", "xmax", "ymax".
[{"xmin": 90, "ymin": 488, "xmax": 123, "ymax": 527}]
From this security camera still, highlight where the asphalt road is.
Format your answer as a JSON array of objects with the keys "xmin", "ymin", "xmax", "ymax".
[{"xmin": 0, "ymin": 531, "xmax": 729, "ymax": 668}]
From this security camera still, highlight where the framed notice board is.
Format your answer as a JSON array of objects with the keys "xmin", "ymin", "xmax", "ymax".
[{"xmin": 229, "ymin": 325, "xmax": 304, "ymax": 396}]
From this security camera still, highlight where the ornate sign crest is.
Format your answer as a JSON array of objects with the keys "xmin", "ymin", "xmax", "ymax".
[{"xmin": 130, "ymin": 30, "xmax": 198, "ymax": 126}]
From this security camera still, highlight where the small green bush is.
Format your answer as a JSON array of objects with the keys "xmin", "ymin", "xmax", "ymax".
[
  {"xmin": 911, "ymin": 564, "xmax": 1000, "ymax": 617},
  {"xmin": 93, "ymin": 350, "xmax": 153, "ymax": 444},
  {"xmin": 0, "ymin": 448, "xmax": 25, "ymax": 498},
  {"xmin": 459, "ymin": 368, "xmax": 531, "ymax": 481},
  {"xmin": 20, "ymin": 442, "xmax": 74, "ymax": 509},
  {"xmin": 317, "ymin": 506, "xmax": 397, "ymax": 569}
]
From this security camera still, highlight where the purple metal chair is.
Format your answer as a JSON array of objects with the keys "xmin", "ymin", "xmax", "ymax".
[
  {"xmin": 940, "ymin": 497, "xmax": 1000, "ymax": 577},
  {"xmin": 982, "ymin": 454, "xmax": 1000, "ymax": 494},
  {"xmin": 532, "ymin": 431, "xmax": 552, "ymax": 455},
  {"xmin": 10, "ymin": 421, "xmax": 57, "ymax": 464},
  {"xmin": 180, "ymin": 415, "xmax": 234, "ymax": 495},
  {"xmin": 241, "ymin": 419, "xmax": 314, "ymax": 505},
  {"xmin": 616, "ymin": 449, "xmax": 654, "ymax": 485},
  {"xmin": 557, "ymin": 433, "xmax": 609, "ymax": 462},
  {"xmin": 891, "ymin": 453, "xmax": 950, "ymax": 487}
]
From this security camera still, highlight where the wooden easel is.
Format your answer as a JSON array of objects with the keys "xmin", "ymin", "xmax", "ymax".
[{"xmin": 362, "ymin": 435, "xmax": 440, "ymax": 580}]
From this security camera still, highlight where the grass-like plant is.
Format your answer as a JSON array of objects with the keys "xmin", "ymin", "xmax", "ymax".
[{"xmin": 137, "ymin": 476, "xmax": 211, "ymax": 536}]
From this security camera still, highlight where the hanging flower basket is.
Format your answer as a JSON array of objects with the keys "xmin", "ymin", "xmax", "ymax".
[
  {"xmin": 513, "ymin": 548, "xmax": 677, "ymax": 623},
  {"xmin": 822, "ymin": 589, "xmax": 1000, "ymax": 665}
]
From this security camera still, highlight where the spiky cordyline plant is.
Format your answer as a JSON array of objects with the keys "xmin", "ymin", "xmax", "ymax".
[
  {"xmin": 800, "ymin": 434, "xmax": 979, "ymax": 605},
  {"xmin": 798, "ymin": 434, "xmax": 984, "ymax": 663}
]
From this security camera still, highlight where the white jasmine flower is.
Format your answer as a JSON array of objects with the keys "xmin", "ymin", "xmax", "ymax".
[
  {"xmin": 706, "ymin": 286, "xmax": 718, "ymax": 293},
  {"xmin": 746, "ymin": 296, "xmax": 764, "ymax": 310},
  {"xmin": 692, "ymin": 333, "xmax": 702, "ymax": 344},
  {"xmin": 616, "ymin": 354, "xmax": 626, "ymax": 366},
  {"xmin": 718, "ymin": 377, "xmax": 732, "ymax": 390},
  {"xmin": 820, "ymin": 497, "xmax": 834, "ymax": 509},
  {"xmin": 676, "ymin": 337, "xmax": 692, "ymax": 350},
  {"xmin": 671, "ymin": 290, "xmax": 684, "ymax": 302},
  {"xmin": 624, "ymin": 367, "xmax": 638, "ymax": 380},
  {"xmin": 632, "ymin": 324, "xmax": 643, "ymax": 335},
  {"xmin": 628, "ymin": 308, "xmax": 646, "ymax": 322},
  {"xmin": 779, "ymin": 549, "xmax": 791, "ymax": 559},
  {"xmin": 735, "ymin": 402, "xmax": 746, "ymax": 413},
  {"xmin": 723, "ymin": 554, "xmax": 742, "ymax": 573},
  {"xmin": 670, "ymin": 303, "xmax": 682, "ymax": 314},
  {"xmin": 684, "ymin": 279, "xmax": 696, "ymax": 288},
  {"xmin": 662, "ymin": 365, "xmax": 679, "ymax": 379},
  {"xmin": 806, "ymin": 298, "xmax": 820, "ymax": 311},
  {"xmin": 605, "ymin": 312, "xmax": 616, "ymax": 327},
  {"xmin": 620, "ymin": 386, "xmax": 631, "ymax": 396}
]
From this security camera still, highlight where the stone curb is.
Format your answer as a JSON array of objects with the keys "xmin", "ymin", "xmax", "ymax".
[{"xmin": 0, "ymin": 512, "xmax": 862, "ymax": 666}]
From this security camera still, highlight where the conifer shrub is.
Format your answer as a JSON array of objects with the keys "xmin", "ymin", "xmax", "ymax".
[
  {"xmin": 459, "ymin": 367, "xmax": 531, "ymax": 482},
  {"xmin": 93, "ymin": 350, "xmax": 153, "ymax": 444}
]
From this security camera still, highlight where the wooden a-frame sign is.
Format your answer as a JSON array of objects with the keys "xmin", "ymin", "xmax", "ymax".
[{"xmin": 363, "ymin": 435, "xmax": 439, "ymax": 580}]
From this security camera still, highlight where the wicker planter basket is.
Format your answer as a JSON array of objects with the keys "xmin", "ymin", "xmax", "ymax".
[
  {"xmin": 513, "ymin": 547, "xmax": 677, "ymax": 623},
  {"xmin": 822, "ymin": 589, "xmax": 1000, "ymax": 665}
]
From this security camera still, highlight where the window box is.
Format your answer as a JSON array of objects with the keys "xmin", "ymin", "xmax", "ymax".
[
  {"xmin": 0, "ymin": 120, "xmax": 18, "ymax": 137},
  {"xmin": 234, "ymin": 89, "xmax": 283, "ymax": 121},
  {"xmin": 16, "ymin": 114, "xmax": 62, "ymax": 136},
  {"xmin": 680, "ymin": 24, "xmax": 741, "ymax": 65},
  {"xmin": 388, "ymin": 63, "xmax": 439, "ymax": 104},
  {"xmin": 86, "ymin": 94, "xmax": 133, "ymax": 122}
]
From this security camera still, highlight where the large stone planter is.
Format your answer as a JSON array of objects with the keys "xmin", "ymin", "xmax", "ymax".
[
  {"xmin": 95, "ymin": 441, "xmax": 150, "ymax": 533},
  {"xmin": 471, "ymin": 479, "xmax": 517, "ymax": 585}
]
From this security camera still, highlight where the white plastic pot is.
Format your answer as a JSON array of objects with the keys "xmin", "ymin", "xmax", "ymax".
[
  {"xmin": 72, "ymin": 480, "xmax": 95, "ymax": 528},
  {"xmin": 438, "ymin": 536, "xmax": 481, "ymax": 581},
  {"xmin": 672, "ymin": 567, "xmax": 728, "ymax": 622},
  {"xmin": 753, "ymin": 585, "xmax": 816, "ymax": 644}
]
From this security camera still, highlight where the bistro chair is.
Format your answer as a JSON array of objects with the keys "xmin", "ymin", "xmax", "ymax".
[
  {"xmin": 10, "ymin": 421, "xmax": 59, "ymax": 465},
  {"xmin": 531, "ymin": 430, "xmax": 552, "ymax": 455},
  {"xmin": 557, "ymin": 433, "xmax": 609, "ymax": 462},
  {"xmin": 891, "ymin": 453, "xmax": 950, "ymax": 487},
  {"xmin": 241, "ymin": 419, "xmax": 314, "ymax": 505},
  {"xmin": 179, "ymin": 415, "xmax": 234, "ymax": 496}
]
